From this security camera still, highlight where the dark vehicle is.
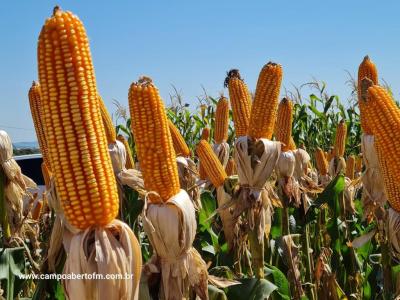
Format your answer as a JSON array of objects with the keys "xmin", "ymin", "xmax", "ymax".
[{"xmin": 14, "ymin": 154, "xmax": 45, "ymax": 186}]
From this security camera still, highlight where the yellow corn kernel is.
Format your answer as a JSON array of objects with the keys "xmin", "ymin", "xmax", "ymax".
[
  {"xmin": 117, "ymin": 135, "xmax": 135, "ymax": 169},
  {"xmin": 275, "ymin": 97, "xmax": 293, "ymax": 151},
  {"xmin": 28, "ymin": 81, "xmax": 51, "ymax": 169},
  {"xmin": 214, "ymin": 96, "xmax": 230, "ymax": 144},
  {"xmin": 345, "ymin": 155, "xmax": 355, "ymax": 180},
  {"xmin": 248, "ymin": 62, "xmax": 283, "ymax": 139},
  {"xmin": 315, "ymin": 147, "xmax": 329, "ymax": 176},
  {"xmin": 38, "ymin": 7, "xmax": 119, "ymax": 229},
  {"xmin": 201, "ymin": 127, "xmax": 210, "ymax": 141},
  {"xmin": 225, "ymin": 157, "xmax": 237, "ymax": 176},
  {"xmin": 288, "ymin": 137, "xmax": 297, "ymax": 150},
  {"xmin": 168, "ymin": 119, "xmax": 191, "ymax": 157},
  {"xmin": 358, "ymin": 56, "xmax": 378, "ymax": 135},
  {"xmin": 196, "ymin": 140, "xmax": 227, "ymax": 187},
  {"xmin": 128, "ymin": 77, "xmax": 180, "ymax": 203},
  {"xmin": 355, "ymin": 155, "xmax": 363, "ymax": 173},
  {"xmin": 98, "ymin": 95, "xmax": 116, "ymax": 144},
  {"xmin": 333, "ymin": 120, "xmax": 347, "ymax": 157},
  {"xmin": 224, "ymin": 69, "xmax": 252, "ymax": 137}
]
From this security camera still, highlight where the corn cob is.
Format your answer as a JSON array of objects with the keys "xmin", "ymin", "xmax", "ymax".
[
  {"xmin": 29, "ymin": 81, "xmax": 51, "ymax": 168},
  {"xmin": 288, "ymin": 137, "xmax": 297, "ymax": 150},
  {"xmin": 168, "ymin": 119, "xmax": 191, "ymax": 157},
  {"xmin": 225, "ymin": 157, "xmax": 237, "ymax": 176},
  {"xmin": 346, "ymin": 155, "xmax": 355, "ymax": 180},
  {"xmin": 315, "ymin": 147, "xmax": 329, "ymax": 176},
  {"xmin": 41, "ymin": 162, "xmax": 51, "ymax": 188},
  {"xmin": 248, "ymin": 62, "xmax": 283, "ymax": 139},
  {"xmin": 214, "ymin": 96, "xmax": 230, "ymax": 144},
  {"xmin": 362, "ymin": 82, "xmax": 400, "ymax": 205},
  {"xmin": 198, "ymin": 128, "xmax": 210, "ymax": 180},
  {"xmin": 31, "ymin": 200, "xmax": 43, "ymax": 220},
  {"xmin": 333, "ymin": 120, "xmax": 347, "ymax": 157},
  {"xmin": 128, "ymin": 77, "xmax": 180, "ymax": 203},
  {"xmin": 326, "ymin": 147, "xmax": 334, "ymax": 162},
  {"xmin": 116, "ymin": 134, "xmax": 135, "ymax": 169},
  {"xmin": 98, "ymin": 95, "xmax": 116, "ymax": 144},
  {"xmin": 38, "ymin": 7, "xmax": 119, "ymax": 229},
  {"xmin": 355, "ymin": 155, "xmax": 363, "ymax": 173},
  {"xmin": 275, "ymin": 98, "xmax": 293, "ymax": 151},
  {"xmin": 196, "ymin": 140, "xmax": 227, "ymax": 187},
  {"xmin": 224, "ymin": 69, "xmax": 252, "ymax": 137},
  {"xmin": 358, "ymin": 56, "xmax": 378, "ymax": 135},
  {"xmin": 201, "ymin": 127, "xmax": 210, "ymax": 141}
]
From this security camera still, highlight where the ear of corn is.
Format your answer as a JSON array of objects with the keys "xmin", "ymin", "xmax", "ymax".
[
  {"xmin": 98, "ymin": 95, "xmax": 116, "ymax": 144},
  {"xmin": 214, "ymin": 96, "xmax": 230, "ymax": 144},
  {"xmin": 168, "ymin": 119, "xmax": 191, "ymax": 157},
  {"xmin": 116, "ymin": 134, "xmax": 135, "ymax": 169},
  {"xmin": 333, "ymin": 120, "xmax": 347, "ymax": 157},
  {"xmin": 225, "ymin": 69, "xmax": 252, "ymax": 137},
  {"xmin": 363, "ymin": 83, "xmax": 400, "ymax": 211},
  {"xmin": 225, "ymin": 157, "xmax": 237, "ymax": 176},
  {"xmin": 128, "ymin": 77, "xmax": 180, "ymax": 203},
  {"xmin": 248, "ymin": 62, "xmax": 283, "ymax": 139},
  {"xmin": 196, "ymin": 140, "xmax": 227, "ymax": 187},
  {"xmin": 355, "ymin": 155, "xmax": 363, "ymax": 173},
  {"xmin": 358, "ymin": 56, "xmax": 378, "ymax": 135},
  {"xmin": 275, "ymin": 97, "xmax": 293, "ymax": 151},
  {"xmin": 198, "ymin": 128, "xmax": 210, "ymax": 180},
  {"xmin": 288, "ymin": 137, "xmax": 297, "ymax": 151},
  {"xmin": 29, "ymin": 81, "xmax": 51, "ymax": 169},
  {"xmin": 346, "ymin": 155, "xmax": 355, "ymax": 180},
  {"xmin": 38, "ymin": 7, "xmax": 119, "ymax": 229},
  {"xmin": 315, "ymin": 147, "xmax": 329, "ymax": 176},
  {"xmin": 201, "ymin": 127, "xmax": 210, "ymax": 141}
]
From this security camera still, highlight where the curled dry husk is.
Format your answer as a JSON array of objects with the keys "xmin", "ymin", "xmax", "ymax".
[
  {"xmin": 216, "ymin": 186, "xmax": 236, "ymax": 250},
  {"xmin": 212, "ymin": 142, "xmax": 230, "ymax": 168},
  {"xmin": 328, "ymin": 157, "xmax": 346, "ymax": 178},
  {"xmin": 142, "ymin": 189, "xmax": 208, "ymax": 300},
  {"xmin": 62, "ymin": 219, "xmax": 142, "ymax": 300},
  {"xmin": 281, "ymin": 234, "xmax": 303, "ymax": 299},
  {"xmin": 233, "ymin": 136, "xmax": 281, "ymax": 241},
  {"xmin": 361, "ymin": 134, "xmax": 386, "ymax": 218},
  {"xmin": 176, "ymin": 156, "xmax": 201, "ymax": 210},
  {"xmin": 0, "ymin": 130, "xmax": 37, "ymax": 237},
  {"xmin": 388, "ymin": 208, "xmax": 400, "ymax": 259},
  {"xmin": 343, "ymin": 177, "xmax": 356, "ymax": 214},
  {"xmin": 276, "ymin": 151, "xmax": 301, "ymax": 206}
]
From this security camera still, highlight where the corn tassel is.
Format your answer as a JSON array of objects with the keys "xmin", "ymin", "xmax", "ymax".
[
  {"xmin": 196, "ymin": 140, "xmax": 227, "ymax": 188},
  {"xmin": 128, "ymin": 77, "xmax": 181, "ymax": 203},
  {"xmin": 168, "ymin": 119, "xmax": 191, "ymax": 157},
  {"xmin": 248, "ymin": 62, "xmax": 283, "ymax": 139},
  {"xmin": 214, "ymin": 96, "xmax": 230, "ymax": 143},
  {"xmin": 224, "ymin": 69, "xmax": 252, "ymax": 137},
  {"xmin": 358, "ymin": 56, "xmax": 378, "ymax": 135},
  {"xmin": 275, "ymin": 97, "xmax": 293, "ymax": 151},
  {"xmin": 38, "ymin": 7, "xmax": 119, "ymax": 229}
]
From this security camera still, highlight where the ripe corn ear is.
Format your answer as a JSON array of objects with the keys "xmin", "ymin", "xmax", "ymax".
[
  {"xmin": 201, "ymin": 127, "xmax": 210, "ymax": 141},
  {"xmin": 214, "ymin": 96, "xmax": 229, "ymax": 144},
  {"xmin": 358, "ymin": 56, "xmax": 378, "ymax": 135},
  {"xmin": 224, "ymin": 69, "xmax": 252, "ymax": 137},
  {"xmin": 168, "ymin": 119, "xmax": 191, "ymax": 157},
  {"xmin": 116, "ymin": 135, "xmax": 135, "ymax": 169},
  {"xmin": 275, "ymin": 97, "xmax": 293, "ymax": 151},
  {"xmin": 128, "ymin": 77, "xmax": 181, "ymax": 203},
  {"xmin": 248, "ymin": 62, "xmax": 283, "ymax": 139},
  {"xmin": 225, "ymin": 157, "xmax": 237, "ymax": 176},
  {"xmin": 29, "ymin": 81, "xmax": 51, "ymax": 168},
  {"xmin": 333, "ymin": 120, "xmax": 347, "ymax": 157},
  {"xmin": 38, "ymin": 7, "xmax": 119, "ymax": 229},
  {"xmin": 98, "ymin": 95, "xmax": 116, "ymax": 144},
  {"xmin": 315, "ymin": 147, "xmax": 329, "ymax": 176},
  {"xmin": 355, "ymin": 155, "xmax": 363, "ymax": 173},
  {"xmin": 196, "ymin": 140, "xmax": 227, "ymax": 187},
  {"xmin": 346, "ymin": 155, "xmax": 355, "ymax": 180}
]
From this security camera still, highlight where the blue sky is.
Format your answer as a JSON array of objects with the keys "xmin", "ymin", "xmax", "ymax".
[{"xmin": 1, "ymin": 1, "xmax": 399, "ymax": 142}]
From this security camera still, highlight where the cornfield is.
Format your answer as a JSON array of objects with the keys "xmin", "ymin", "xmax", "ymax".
[{"xmin": 2, "ymin": 7, "xmax": 400, "ymax": 300}]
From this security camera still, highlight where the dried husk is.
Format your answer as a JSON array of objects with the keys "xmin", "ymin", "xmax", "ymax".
[
  {"xmin": 388, "ymin": 208, "xmax": 400, "ymax": 259},
  {"xmin": 142, "ymin": 190, "xmax": 208, "ymax": 300},
  {"xmin": 281, "ymin": 234, "xmax": 303, "ymax": 299},
  {"xmin": 63, "ymin": 219, "xmax": 142, "ymax": 300},
  {"xmin": 216, "ymin": 186, "xmax": 236, "ymax": 250},
  {"xmin": 212, "ymin": 142, "xmax": 230, "ymax": 168},
  {"xmin": 233, "ymin": 136, "xmax": 281, "ymax": 241},
  {"xmin": 343, "ymin": 177, "xmax": 356, "ymax": 214},
  {"xmin": 361, "ymin": 134, "xmax": 386, "ymax": 218},
  {"xmin": 328, "ymin": 157, "xmax": 346, "ymax": 178},
  {"xmin": 276, "ymin": 151, "xmax": 301, "ymax": 206},
  {"xmin": 176, "ymin": 156, "xmax": 201, "ymax": 210}
]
